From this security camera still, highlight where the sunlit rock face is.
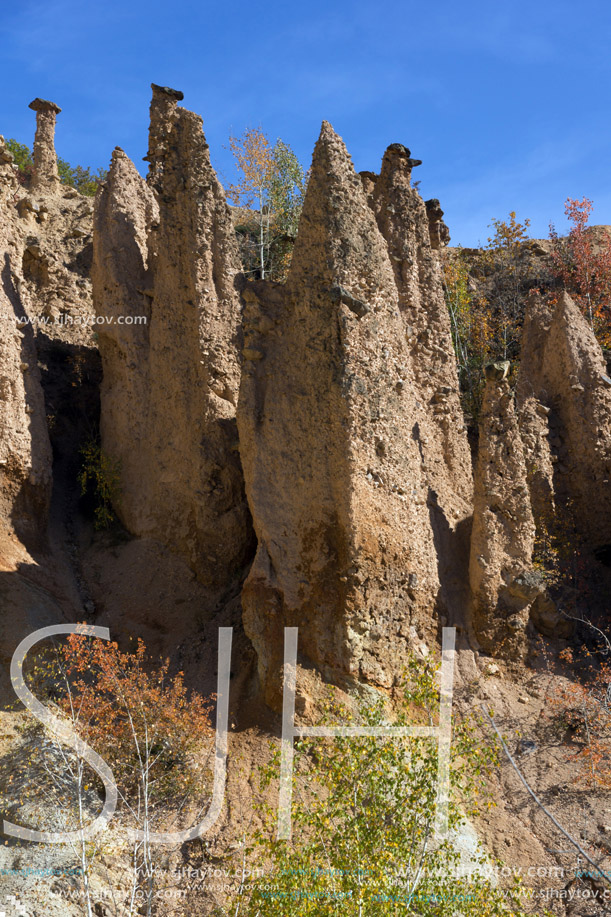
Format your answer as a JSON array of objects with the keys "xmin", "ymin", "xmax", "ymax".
[
  {"xmin": 238, "ymin": 123, "xmax": 472, "ymax": 708},
  {"xmin": 93, "ymin": 85, "xmax": 253, "ymax": 588}
]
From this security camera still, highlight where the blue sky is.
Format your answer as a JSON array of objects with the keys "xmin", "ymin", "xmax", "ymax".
[{"xmin": 1, "ymin": 0, "xmax": 610, "ymax": 246}]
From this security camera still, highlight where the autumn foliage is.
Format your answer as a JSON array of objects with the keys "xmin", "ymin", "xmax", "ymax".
[
  {"xmin": 544, "ymin": 644, "xmax": 611, "ymax": 791},
  {"xmin": 549, "ymin": 197, "xmax": 611, "ymax": 347},
  {"xmin": 445, "ymin": 200, "xmax": 611, "ymax": 422},
  {"xmin": 13, "ymin": 635, "xmax": 215, "ymax": 915},
  {"xmin": 57, "ymin": 634, "xmax": 214, "ymax": 804},
  {"xmin": 227, "ymin": 126, "xmax": 307, "ymax": 281},
  {"xmin": 443, "ymin": 211, "xmax": 543, "ymax": 419}
]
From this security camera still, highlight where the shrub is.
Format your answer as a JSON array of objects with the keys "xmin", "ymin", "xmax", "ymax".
[
  {"xmin": 57, "ymin": 157, "xmax": 108, "ymax": 196},
  {"xmin": 78, "ymin": 440, "xmax": 121, "ymax": 529},
  {"xmin": 241, "ymin": 654, "xmax": 533, "ymax": 916},
  {"xmin": 6, "ymin": 137, "xmax": 34, "ymax": 185},
  {"xmin": 15, "ymin": 633, "xmax": 214, "ymax": 916}
]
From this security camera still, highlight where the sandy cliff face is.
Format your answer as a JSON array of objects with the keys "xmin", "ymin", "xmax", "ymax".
[
  {"xmin": 0, "ymin": 136, "xmax": 52, "ymax": 545},
  {"xmin": 93, "ymin": 85, "xmax": 253, "ymax": 588},
  {"xmin": 238, "ymin": 124, "xmax": 472, "ymax": 707},
  {"xmin": 368, "ymin": 146, "xmax": 472, "ymax": 500},
  {"xmin": 518, "ymin": 290, "xmax": 611, "ymax": 551},
  {"xmin": 22, "ymin": 83, "xmax": 607, "ymax": 705},
  {"xmin": 367, "ymin": 143, "xmax": 473, "ymax": 606},
  {"xmin": 469, "ymin": 363, "xmax": 536, "ymax": 655},
  {"xmin": 92, "ymin": 147, "xmax": 156, "ymax": 537},
  {"xmin": 516, "ymin": 292, "xmax": 557, "ymax": 532}
]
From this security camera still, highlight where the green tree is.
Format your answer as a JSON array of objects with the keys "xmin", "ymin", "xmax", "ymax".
[
  {"xmin": 443, "ymin": 251, "xmax": 490, "ymax": 421},
  {"xmin": 227, "ymin": 127, "xmax": 307, "ymax": 281},
  {"xmin": 78, "ymin": 440, "xmax": 121, "ymax": 530},
  {"xmin": 241, "ymin": 655, "xmax": 534, "ymax": 916},
  {"xmin": 5, "ymin": 138, "xmax": 107, "ymax": 195},
  {"xmin": 57, "ymin": 157, "xmax": 108, "ymax": 196},
  {"xmin": 6, "ymin": 138, "xmax": 34, "ymax": 184},
  {"xmin": 480, "ymin": 211, "xmax": 534, "ymax": 362}
]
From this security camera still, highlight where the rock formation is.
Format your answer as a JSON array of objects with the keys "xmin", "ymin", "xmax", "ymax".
[
  {"xmin": 516, "ymin": 291, "xmax": 556, "ymax": 531},
  {"xmin": 238, "ymin": 124, "xmax": 471, "ymax": 708},
  {"xmin": 516, "ymin": 395, "xmax": 555, "ymax": 534},
  {"xmin": 469, "ymin": 361, "xmax": 536, "ymax": 656},
  {"xmin": 28, "ymin": 98, "xmax": 61, "ymax": 190},
  {"xmin": 366, "ymin": 142, "xmax": 473, "ymax": 613},
  {"xmin": 7, "ymin": 100, "xmax": 98, "ymax": 342},
  {"xmin": 424, "ymin": 198, "xmax": 451, "ymax": 250},
  {"xmin": 93, "ymin": 85, "xmax": 252, "ymax": 588},
  {"xmin": 0, "ymin": 135, "xmax": 52, "ymax": 544},
  {"xmin": 518, "ymin": 290, "xmax": 611, "ymax": 551},
  {"xmin": 367, "ymin": 144, "xmax": 472, "ymax": 504}
]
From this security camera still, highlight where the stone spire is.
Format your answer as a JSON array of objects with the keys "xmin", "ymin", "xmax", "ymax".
[
  {"xmin": 28, "ymin": 98, "xmax": 61, "ymax": 190},
  {"xmin": 469, "ymin": 363, "xmax": 536, "ymax": 657},
  {"xmin": 144, "ymin": 83, "xmax": 185, "ymax": 190},
  {"xmin": 367, "ymin": 140, "xmax": 473, "ymax": 581},
  {"xmin": 238, "ymin": 122, "xmax": 443, "ymax": 708},
  {"xmin": 93, "ymin": 88, "xmax": 252, "ymax": 589},
  {"xmin": 518, "ymin": 290, "xmax": 611, "ymax": 550},
  {"xmin": 0, "ymin": 138, "xmax": 52, "ymax": 542}
]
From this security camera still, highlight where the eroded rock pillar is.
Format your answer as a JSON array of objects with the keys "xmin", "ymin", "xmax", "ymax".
[
  {"xmin": 469, "ymin": 362, "xmax": 536, "ymax": 656},
  {"xmin": 238, "ymin": 123, "xmax": 443, "ymax": 708},
  {"xmin": 28, "ymin": 98, "xmax": 61, "ymax": 190}
]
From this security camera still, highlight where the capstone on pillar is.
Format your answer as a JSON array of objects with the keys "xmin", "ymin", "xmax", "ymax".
[{"xmin": 28, "ymin": 98, "xmax": 62, "ymax": 190}]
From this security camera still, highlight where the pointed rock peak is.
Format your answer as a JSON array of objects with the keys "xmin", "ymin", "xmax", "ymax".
[
  {"xmin": 554, "ymin": 290, "xmax": 581, "ymax": 322},
  {"xmin": 549, "ymin": 289, "xmax": 607, "ymax": 376},
  {"xmin": 548, "ymin": 290, "xmax": 604, "ymax": 355},
  {"xmin": 107, "ymin": 147, "xmax": 143, "ymax": 189},
  {"xmin": 94, "ymin": 145, "xmax": 154, "ymax": 273},
  {"xmin": 308, "ymin": 119, "xmax": 358, "ymax": 187},
  {"xmin": 289, "ymin": 122, "xmax": 394, "ymax": 294},
  {"xmin": 145, "ymin": 83, "xmax": 184, "ymax": 176},
  {"xmin": 517, "ymin": 290, "xmax": 554, "ymax": 405},
  {"xmin": 559, "ymin": 290, "xmax": 576, "ymax": 307},
  {"xmin": 523, "ymin": 288, "xmax": 553, "ymax": 329},
  {"xmin": 319, "ymin": 119, "xmax": 337, "ymax": 140},
  {"xmin": 110, "ymin": 146, "xmax": 131, "ymax": 166},
  {"xmin": 522, "ymin": 290, "xmax": 554, "ymax": 348}
]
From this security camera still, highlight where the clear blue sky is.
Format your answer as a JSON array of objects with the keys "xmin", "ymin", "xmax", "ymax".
[{"xmin": 2, "ymin": 0, "xmax": 610, "ymax": 246}]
